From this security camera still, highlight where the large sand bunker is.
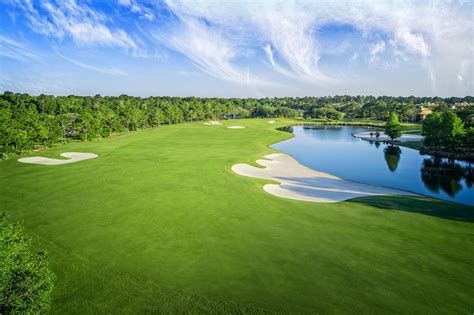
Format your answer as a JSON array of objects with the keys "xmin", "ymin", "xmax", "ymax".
[
  {"xmin": 269, "ymin": 120, "xmax": 277, "ymax": 124},
  {"xmin": 18, "ymin": 152, "xmax": 98, "ymax": 165},
  {"xmin": 353, "ymin": 131, "xmax": 423, "ymax": 142},
  {"xmin": 203, "ymin": 121, "xmax": 222, "ymax": 125},
  {"xmin": 227, "ymin": 126, "xmax": 246, "ymax": 129},
  {"xmin": 232, "ymin": 153, "xmax": 415, "ymax": 202}
]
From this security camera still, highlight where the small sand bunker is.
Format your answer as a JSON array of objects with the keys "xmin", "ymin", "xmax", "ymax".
[
  {"xmin": 203, "ymin": 121, "xmax": 222, "ymax": 125},
  {"xmin": 353, "ymin": 131, "xmax": 423, "ymax": 142},
  {"xmin": 227, "ymin": 126, "xmax": 246, "ymax": 129},
  {"xmin": 232, "ymin": 153, "xmax": 415, "ymax": 203},
  {"xmin": 269, "ymin": 120, "xmax": 277, "ymax": 124},
  {"xmin": 18, "ymin": 152, "xmax": 98, "ymax": 165}
]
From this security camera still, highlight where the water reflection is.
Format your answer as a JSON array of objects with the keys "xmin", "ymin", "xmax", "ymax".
[
  {"xmin": 384, "ymin": 145, "xmax": 402, "ymax": 172},
  {"xmin": 420, "ymin": 158, "xmax": 473, "ymax": 197},
  {"xmin": 277, "ymin": 126, "xmax": 293, "ymax": 133},
  {"xmin": 272, "ymin": 125, "xmax": 474, "ymax": 205}
]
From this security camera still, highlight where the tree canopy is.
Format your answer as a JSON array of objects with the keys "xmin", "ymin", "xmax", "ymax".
[{"xmin": 1, "ymin": 92, "xmax": 472, "ymax": 158}]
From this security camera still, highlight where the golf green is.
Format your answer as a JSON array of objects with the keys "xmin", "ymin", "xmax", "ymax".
[{"xmin": 1, "ymin": 119, "xmax": 473, "ymax": 313}]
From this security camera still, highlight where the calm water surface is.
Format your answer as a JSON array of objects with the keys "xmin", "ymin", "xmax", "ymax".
[{"xmin": 271, "ymin": 126, "xmax": 474, "ymax": 206}]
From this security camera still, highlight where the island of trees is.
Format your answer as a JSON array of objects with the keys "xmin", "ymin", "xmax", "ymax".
[{"xmin": 1, "ymin": 92, "xmax": 473, "ymax": 159}]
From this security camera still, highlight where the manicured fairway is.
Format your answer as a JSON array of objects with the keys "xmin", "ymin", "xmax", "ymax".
[{"xmin": 1, "ymin": 119, "xmax": 473, "ymax": 313}]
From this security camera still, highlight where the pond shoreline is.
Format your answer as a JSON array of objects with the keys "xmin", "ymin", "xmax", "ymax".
[
  {"xmin": 272, "ymin": 125, "xmax": 474, "ymax": 206},
  {"xmin": 280, "ymin": 123, "xmax": 474, "ymax": 162}
]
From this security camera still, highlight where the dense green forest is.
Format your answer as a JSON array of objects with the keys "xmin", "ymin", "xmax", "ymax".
[{"xmin": 1, "ymin": 91, "xmax": 473, "ymax": 158}]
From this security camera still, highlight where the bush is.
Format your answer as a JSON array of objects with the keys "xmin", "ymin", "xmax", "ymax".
[{"xmin": 0, "ymin": 214, "xmax": 55, "ymax": 314}]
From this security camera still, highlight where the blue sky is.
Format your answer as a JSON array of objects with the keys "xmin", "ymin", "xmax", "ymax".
[{"xmin": 0, "ymin": 0, "xmax": 473, "ymax": 97}]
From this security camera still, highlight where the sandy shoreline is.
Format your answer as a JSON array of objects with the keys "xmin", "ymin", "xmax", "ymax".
[
  {"xmin": 353, "ymin": 131, "xmax": 423, "ymax": 142},
  {"xmin": 18, "ymin": 152, "xmax": 98, "ymax": 165},
  {"xmin": 232, "ymin": 153, "xmax": 416, "ymax": 202}
]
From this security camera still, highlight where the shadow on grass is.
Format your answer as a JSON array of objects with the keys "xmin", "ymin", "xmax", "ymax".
[{"xmin": 350, "ymin": 195, "xmax": 474, "ymax": 223}]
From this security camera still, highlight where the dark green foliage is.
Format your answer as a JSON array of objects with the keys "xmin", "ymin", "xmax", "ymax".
[
  {"xmin": 422, "ymin": 112, "xmax": 443, "ymax": 150},
  {"xmin": 305, "ymin": 104, "xmax": 344, "ymax": 120},
  {"xmin": 440, "ymin": 111, "xmax": 464, "ymax": 151},
  {"xmin": 423, "ymin": 112, "xmax": 468, "ymax": 152},
  {"xmin": 463, "ymin": 127, "xmax": 474, "ymax": 147},
  {"xmin": 0, "ymin": 214, "xmax": 55, "ymax": 314},
  {"xmin": 385, "ymin": 113, "xmax": 402, "ymax": 140}
]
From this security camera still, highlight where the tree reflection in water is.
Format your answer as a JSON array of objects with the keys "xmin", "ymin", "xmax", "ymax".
[
  {"xmin": 384, "ymin": 145, "xmax": 401, "ymax": 172},
  {"xmin": 420, "ymin": 157, "xmax": 473, "ymax": 197},
  {"xmin": 277, "ymin": 126, "xmax": 293, "ymax": 133}
]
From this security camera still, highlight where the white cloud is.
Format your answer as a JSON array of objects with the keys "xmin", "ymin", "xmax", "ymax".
[
  {"xmin": 394, "ymin": 28, "xmax": 430, "ymax": 57},
  {"xmin": 157, "ymin": 10, "xmax": 274, "ymax": 87},
  {"xmin": 370, "ymin": 41, "xmax": 386, "ymax": 63},
  {"xmin": 13, "ymin": 0, "xmax": 137, "ymax": 50},
  {"xmin": 118, "ymin": 0, "xmax": 155, "ymax": 21},
  {"xmin": 158, "ymin": 0, "xmax": 473, "ymax": 94}
]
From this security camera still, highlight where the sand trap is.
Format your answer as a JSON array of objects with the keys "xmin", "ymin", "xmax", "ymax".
[
  {"xmin": 18, "ymin": 152, "xmax": 98, "ymax": 165},
  {"xmin": 227, "ymin": 126, "xmax": 246, "ymax": 129},
  {"xmin": 353, "ymin": 131, "xmax": 423, "ymax": 142},
  {"xmin": 232, "ymin": 153, "xmax": 415, "ymax": 202},
  {"xmin": 203, "ymin": 121, "xmax": 222, "ymax": 125},
  {"xmin": 269, "ymin": 120, "xmax": 277, "ymax": 124}
]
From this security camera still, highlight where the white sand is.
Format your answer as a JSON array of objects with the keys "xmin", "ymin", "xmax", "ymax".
[
  {"xmin": 18, "ymin": 152, "xmax": 98, "ymax": 165},
  {"xmin": 203, "ymin": 121, "xmax": 222, "ymax": 125},
  {"xmin": 353, "ymin": 131, "xmax": 423, "ymax": 142},
  {"xmin": 269, "ymin": 120, "xmax": 277, "ymax": 124},
  {"xmin": 227, "ymin": 126, "xmax": 246, "ymax": 129},
  {"xmin": 232, "ymin": 153, "xmax": 415, "ymax": 202}
]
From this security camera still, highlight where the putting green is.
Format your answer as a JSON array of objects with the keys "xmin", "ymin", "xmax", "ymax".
[{"xmin": 1, "ymin": 119, "xmax": 473, "ymax": 313}]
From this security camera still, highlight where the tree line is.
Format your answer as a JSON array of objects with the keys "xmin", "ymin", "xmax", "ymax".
[{"xmin": 1, "ymin": 91, "xmax": 473, "ymax": 158}]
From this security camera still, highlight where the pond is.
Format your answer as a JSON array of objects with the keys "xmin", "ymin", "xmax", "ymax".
[{"xmin": 271, "ymin": 126, "xmax": 474, "ymax": 206}]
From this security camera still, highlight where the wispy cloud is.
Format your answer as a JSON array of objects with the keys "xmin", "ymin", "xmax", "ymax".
[
  {"xmin": 158, "ymin": 0, "xmax": 473, "ymax": 92},
  {"xmin": 12, "ymin": 0, "xmax": 137, "ymax": 50},
  {"xmin": 0, "ymin": 34, "xmax": 41, "ymax": 62},
  {"xmin": 157, "ymin": 8, "xmax": 274, "ymax": 87},
  {"xmin": 2, "ymin": 0, "xmax": 473, "ymax": 96},
  {"xmin": 57, "ymin": 52, "xmax": 128, "ymax": 76},
  {"xmin": 118, "ymin": 0, "xmax": 155, "ymax": 21}
]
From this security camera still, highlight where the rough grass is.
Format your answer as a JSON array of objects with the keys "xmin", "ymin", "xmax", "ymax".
[{"xmin": 0, "ymin": 118, "xmax": 473, "ymax": 314}]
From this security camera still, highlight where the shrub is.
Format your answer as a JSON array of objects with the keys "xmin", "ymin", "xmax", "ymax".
[{"xmin": 0, "ymin": 214, "xmax": 55, "ymax": 314}]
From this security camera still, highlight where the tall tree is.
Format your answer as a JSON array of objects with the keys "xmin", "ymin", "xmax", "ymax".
[
  {"xmin": 385, "ymin": 113, "xmax": 402, "ymax": 140},
  {"xmin": 440, "ymin": 112, "xmax": 464, "ymax": 151},
  {"xmin": 422, "ymin": 113, "xmax": 443, "ymax": 150}
]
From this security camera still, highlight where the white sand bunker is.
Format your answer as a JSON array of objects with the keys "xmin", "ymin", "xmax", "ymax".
[
  {"xmin": 269, "ymin": 120, "xmax": 277, "ymax": 124},
  {"xmin": 18, "ymin": 152, "xmax": 98, "ymax": 165},
  {"xmin": 232, "ymin": 153, "xmax": 415, "ymax": 203},
  {"xmin": 353, "ymin": 131, "xmax": 423, "ymax": 142},
  {"xmin": 203, "ymin": 121, "xmax": 222, "ymax": 125},
  {"xmin": 227, "ymin": 126, "xmax": 246, "ymax": 129}
]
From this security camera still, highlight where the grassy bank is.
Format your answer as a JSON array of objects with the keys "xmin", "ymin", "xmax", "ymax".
[{"xmin": 1, "ymin": 119, "xmax": 473, "ymax": 313}]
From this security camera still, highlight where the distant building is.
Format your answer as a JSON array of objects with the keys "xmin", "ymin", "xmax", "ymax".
[
  {"xmin": 417, "ymin": 105, "xmax": 433, "ymax": 120},
  {"xmin": 453, "ymin": 102, "xmax": 474, "ymax": 108}
]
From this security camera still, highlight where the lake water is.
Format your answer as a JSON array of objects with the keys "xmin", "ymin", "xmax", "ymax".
[{"xmin": 271, "ymin": 126, "xmax": 474, "ymax": 206}]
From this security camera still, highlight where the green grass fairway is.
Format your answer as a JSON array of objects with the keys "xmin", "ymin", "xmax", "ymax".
[{"xmin": 1, "ymin": 119, "xmax": 473, "ymax": 313}]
